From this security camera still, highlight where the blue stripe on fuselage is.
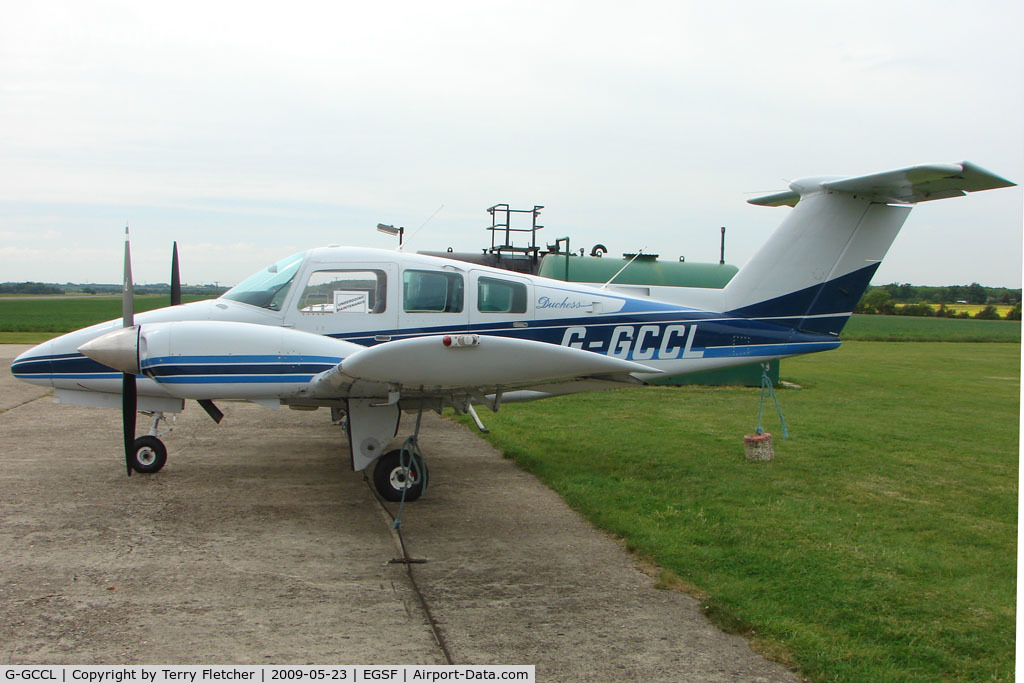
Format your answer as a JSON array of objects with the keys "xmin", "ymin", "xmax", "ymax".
[
  {"xmin": 141, "ymin": 354, "xmax": 343, "ymax": 367},
  {"xmin": 144, "ymin": 362, "xmax": 337, "ymax": 378},
  {"xmin": 12, "ymin": 313, "xmax": 839, "ymax": 383},
  {"xmin": 11, "ymin": 353, "xmax": 112, "ymax": 378},
  {"xmin": 328, "ymin": 312, "xmax": 839, "ymax": 362},
  {"xmin": 141, "ymin": 355, "xmax": 340, "ymax": 384},
  {"xmin": 153, "ymin": 375, "xmax": 318, "ymax": 384}
]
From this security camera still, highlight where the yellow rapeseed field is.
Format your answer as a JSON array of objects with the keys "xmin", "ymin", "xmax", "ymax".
[{"xmin": 896, "ymin": 303, "xmax": 1015, "ymax": 317}]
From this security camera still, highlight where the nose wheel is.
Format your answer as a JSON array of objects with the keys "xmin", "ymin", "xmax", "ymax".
[
  {"xmin": 131, "ymin": 435, "xmax": 167, "ymax": 473},
  {"xmin": 373, "ymin": 448, "xmax": 427, "ymax": 502}
]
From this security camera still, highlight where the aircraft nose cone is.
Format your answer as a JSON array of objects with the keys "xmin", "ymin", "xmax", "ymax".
[{"xmin": 78, "ymin": 326, "xmax": 141, "ymax": 375}]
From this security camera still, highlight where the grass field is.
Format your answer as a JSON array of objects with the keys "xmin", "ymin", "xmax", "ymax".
[
  {"xmin": 0, "ymin": 294, "xmax": 215, "ymax": 343},
  {"xmin": 841, "ymin": 313, "xmax": 1020, "ymax": 342},
  {"xmin": 459, "ymin": 342, "xmax": 1019, "ymax": 680}
]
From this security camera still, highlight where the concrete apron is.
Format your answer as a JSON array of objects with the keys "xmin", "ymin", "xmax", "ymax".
[{"xmin": 1, "ymin": 345, "xmax": 795, "ymax": 680}]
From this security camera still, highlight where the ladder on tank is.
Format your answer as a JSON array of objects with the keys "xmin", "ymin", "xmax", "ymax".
[{"xmin": 486, "ymin": 204, "xmax": 544, "ymax": 273}]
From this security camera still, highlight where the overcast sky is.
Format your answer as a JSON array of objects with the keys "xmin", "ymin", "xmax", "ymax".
[{"xmin": 1, "ymin": 0, "xmax": 1021, "ymax": 288}]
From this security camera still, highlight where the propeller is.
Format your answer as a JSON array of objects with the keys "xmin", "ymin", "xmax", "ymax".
[
  {"xmin": 86, "ymin": 236, "xmax": 217, "ymax": 475},
  {"xmin": 122, "ymin": 226, "xmax": 138, "ymax": 476},
  {"xmin": 170, "ymin": 241, "xmax": 181, "ymax": 306},
  {"xmin": 169, "ymin": 242, "xmax": 223, "ymax": 423}
]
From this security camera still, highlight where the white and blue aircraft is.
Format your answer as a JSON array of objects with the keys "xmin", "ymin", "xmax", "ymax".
[{"xmin": 10, "ymin": 162, "xmax": 1015, "ymax": 502}]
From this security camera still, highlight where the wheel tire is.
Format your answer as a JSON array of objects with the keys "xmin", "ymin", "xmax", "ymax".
[
  {"xmin": 373, "ymin": 449, "xmax": 426, "ymax": 502},
  {"xmin": 132, "ymin": 435, "xmax": 167, "ymax": 474}
]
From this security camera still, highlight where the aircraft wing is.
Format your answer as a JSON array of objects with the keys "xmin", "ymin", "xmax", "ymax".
[{"xmin": 307, "ymin": 334, "xmax": 656, "ymax": 400}]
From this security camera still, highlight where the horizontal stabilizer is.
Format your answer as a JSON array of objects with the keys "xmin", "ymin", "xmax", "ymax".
[
  {"xmin": 747, "ymin": 190, "xmax": 801, "ymax": 207},
  {"xmin": 324, "ymin": 334, "xmax": 657, "ymax": 390},
  {"xmin": 749, "ymin": 161, "xmax": 1016, "ymax": 207}
]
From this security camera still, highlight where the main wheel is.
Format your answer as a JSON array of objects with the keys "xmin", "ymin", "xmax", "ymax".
[
  {"xmin": 131, "ymin": 435, "xmax": 167, "ymax": 474},
  {"xmin": 373, "ymin": 449, "xmax": 427, "ymax": 502}
]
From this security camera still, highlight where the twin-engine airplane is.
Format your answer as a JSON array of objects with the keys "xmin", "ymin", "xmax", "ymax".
[{"xmin": 10, "ymin": 162, "xmax": 1015, "ymax": 502}]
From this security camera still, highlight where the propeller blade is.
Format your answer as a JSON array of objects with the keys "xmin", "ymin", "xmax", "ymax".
[
  {"xmin": 121, "ymin": 226, "xmax": 137, "ymax": 476},
  {"xmin": 122, "ymin": 373, "xmax": 137, "ymax": 476},
  {"xmin": 123, "ymin": 226, "xmax": 134, "ymax": 328},
  {"xmin": 170, "ymin": 241, "xmax": 181, "ymax": 306},
  {"xmin": 197, "ymin": 399, "xmax": 225, "ymax": 424}
]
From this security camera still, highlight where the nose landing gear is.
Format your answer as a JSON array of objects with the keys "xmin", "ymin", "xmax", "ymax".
[
  {"xmin": 131, "ymin": 435, "xmax": 167, "ymax": 473},
  {"xmin": 129, "ymin": 411, "xmax": 175, "ymax": 474}
]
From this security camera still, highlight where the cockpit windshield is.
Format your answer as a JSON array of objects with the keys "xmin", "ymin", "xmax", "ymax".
[{"xmin": 221, "ymin": 251, "xmax": 306, "ymax": 310}]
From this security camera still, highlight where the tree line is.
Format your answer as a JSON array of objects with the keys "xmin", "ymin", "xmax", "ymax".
[
  {"xmin": 866, "ymin": 282, "xmax": 1019, "ymax": 305},
  {"xmin": 0, "ymin": 282, "xmax": 63, "ymax": 295},
  {"xmin": 0, "ymin": 282, "xmax": 227, "ymax": 296},
  {"xmin": 856, "ymin": 283, "xmax": 1022, "ymax": 320}
]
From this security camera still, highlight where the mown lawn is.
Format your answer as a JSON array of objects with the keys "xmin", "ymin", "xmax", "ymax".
[
  {"xmin": 460, "ymin": 341, "xmax": 1019, "ymax": 681},
  {"xmin": 842, "ymin": 313, "xmax": 1020, "ymax": 342},
  {"xmin": 0, "ymin": 295, "xmax": 214, "ymax": 342}
]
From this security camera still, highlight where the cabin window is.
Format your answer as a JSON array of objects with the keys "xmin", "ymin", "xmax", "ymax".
[
  {"xmin": 297, "ymin": 269, "xmax": 387, "ymax": 314},
  {"xmin": 403, "ymin": 270, "xmax": 464, "ymax": 313},
  {"xmin": 477, "ymin": 277, "xmax": 527, "ymax": 313}
]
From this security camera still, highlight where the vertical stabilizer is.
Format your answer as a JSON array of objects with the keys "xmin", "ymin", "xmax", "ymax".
[{"xmin": 725, "ymin": 162, "xmax": 1015, "ymax": 335}]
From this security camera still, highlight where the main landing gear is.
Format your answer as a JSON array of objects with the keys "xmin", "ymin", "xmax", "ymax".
[
  {"xmin": 352, "ymin": 399, "xmax": 429, "ymax": 503},
  {"xmin": 373, "ymin": 448, "xmax": 428, "ymax": 502}
]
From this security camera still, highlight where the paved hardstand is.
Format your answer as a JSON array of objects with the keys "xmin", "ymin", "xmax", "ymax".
[{"xmin": 1, "ymin": 345, "xmax": 795, "ymax": 681}]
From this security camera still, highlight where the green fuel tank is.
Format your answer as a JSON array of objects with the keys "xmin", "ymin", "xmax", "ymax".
[{"xmin": 536, "ymin": 253, "xmax": 738, "ymax": 288}]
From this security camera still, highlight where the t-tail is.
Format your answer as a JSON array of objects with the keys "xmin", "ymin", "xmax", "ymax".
[{"xmin": 723, "ymin": 161, "xmax": 1016, "ymax": 335}]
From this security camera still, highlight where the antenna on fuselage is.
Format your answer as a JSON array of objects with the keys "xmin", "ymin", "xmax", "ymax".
[
  {"xmin": 599, "ymin": 247, "xmax": 646, "ymax": 290},
  {"xmin": 400, "ymin": 204, "xmax": 445, "ymax": 251}
]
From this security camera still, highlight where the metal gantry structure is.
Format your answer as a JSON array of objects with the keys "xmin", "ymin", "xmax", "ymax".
[{"xmin": 485, "ymin": 204, "xmax": 545, "ymax": 272}]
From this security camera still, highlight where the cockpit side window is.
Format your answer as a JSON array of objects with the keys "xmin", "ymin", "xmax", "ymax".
[
  {"xmin": 297, "ymin": 269, "xmax": 387, "ymax": 314},
  {"xmin": 478, "ymin": 276, "xmax": 528, "ymax": 313},
  {"xmin": 403, "ymin": 270, "xmax": 464, "ymax": 313},
  {"xmin": 221, "ymin": 251, "xmax": 305, "ymax": 311}
]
